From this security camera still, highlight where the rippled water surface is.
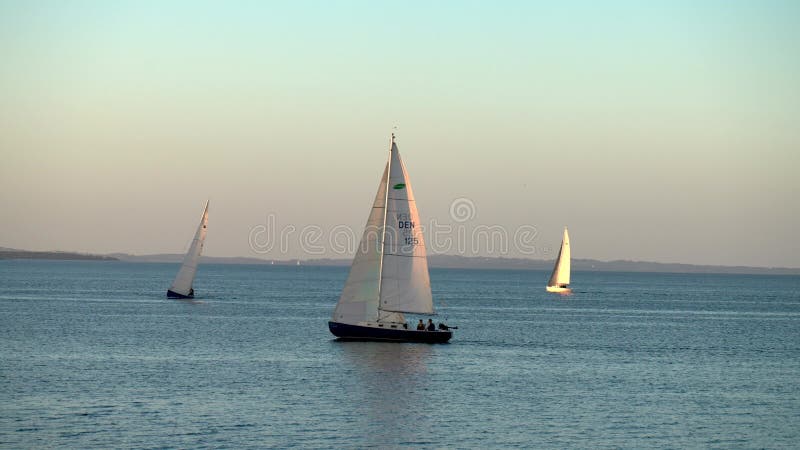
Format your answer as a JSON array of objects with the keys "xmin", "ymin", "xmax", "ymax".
[{"xmin": 1, "ymin": 261, "xmax": 799, "ymax": 448}]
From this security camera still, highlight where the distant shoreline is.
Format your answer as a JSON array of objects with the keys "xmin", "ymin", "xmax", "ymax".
[
  {"xmin": 0, "ymin": 250, "xmax": 117, "ymax": 261},
  {"xmin": 1, "ymin": 248, "xmax": 798, "ymax": 275}
]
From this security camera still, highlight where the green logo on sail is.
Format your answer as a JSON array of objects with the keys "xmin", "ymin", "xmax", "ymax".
[{"xmin": 393, "ymin": 183, "xmax": 406, "ymax": 190}]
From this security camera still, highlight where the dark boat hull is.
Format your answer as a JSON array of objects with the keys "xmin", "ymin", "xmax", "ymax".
[
  {"xmin": 167, "ymin": 289, "xmax": 194, "ymax": 299},
  {"xmin": 328, "ymin": 321, "xmax": 452, "ymax": 343}
]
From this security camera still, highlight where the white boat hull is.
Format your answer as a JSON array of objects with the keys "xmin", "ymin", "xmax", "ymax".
[{"xmin": 546, "ymin": 285, "xmax": 572, "ymax": 294}]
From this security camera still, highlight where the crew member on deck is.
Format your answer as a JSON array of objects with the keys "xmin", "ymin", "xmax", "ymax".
[
  {"xmin": 417, "ymin": 319, "xmax": 425, "ymax": 330},
  {"xmin": 427, "ymin": 318, "xmax": 436, "ymax": 331}
]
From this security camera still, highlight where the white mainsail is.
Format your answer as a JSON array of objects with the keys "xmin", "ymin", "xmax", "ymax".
[
  {"xmin": 169, "ymin": 201, "xmax": 209, "ymax": 296},
  {"xmin": 379, "ymin": 141, "xmax": 433, "ymax": 314},
  {"xmin": 333, "ymin": 137, "xmax": 433, "ymax": 325},
  {"xmin": 547, "ymin": 227, "xmax": 570, "ymax": 287}
]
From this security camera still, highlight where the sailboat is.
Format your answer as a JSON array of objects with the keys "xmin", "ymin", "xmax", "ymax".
[
  {"xmin": 546, "ymin": 227, "xmax": 571, "ymax": 293},
  {"xmin": 167, "ymin": 201, "xmax": 209, "ymax": 299},
  {"xmin": 328, "ymin": 135, "xmax": 452, "ymax": 343}
]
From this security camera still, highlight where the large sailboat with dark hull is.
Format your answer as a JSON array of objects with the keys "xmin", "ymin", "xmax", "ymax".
[
  {"xmin": 167, "ymin": 201, "xmax": 208, "ymax": 299},
  {"xmin": 328, "ymin": 135, "xmax": 452, "ymax": 343}
]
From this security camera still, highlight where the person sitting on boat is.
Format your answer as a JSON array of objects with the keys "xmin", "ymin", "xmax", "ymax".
[
  {"xmin": 416, "ymin": 319, "xmax": 425, "ymax": 330},
  {"xmin": 426, "ymin": 319, "xmax": 436, "ymax": 331},
  {"xmin": 438, "ymin": 322, "xmax": 450, "ymax": 331}
]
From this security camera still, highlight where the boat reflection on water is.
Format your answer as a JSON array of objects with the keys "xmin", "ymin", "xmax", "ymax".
[
  {"xmin": 337, "ymin": 341, "xmax": 432, "ymax": 374},
  {"xmin": 334, "ymin": 342, "xmax": 435, "ymax": 444},
  {"xmin": 175, "ymin": 298, "xmax": 205, "ymax": 305}
]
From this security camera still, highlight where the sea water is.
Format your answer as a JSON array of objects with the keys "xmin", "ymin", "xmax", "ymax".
[{"xmin": 1, "ymin": 260, "xmax": 799, "ymax": 448}]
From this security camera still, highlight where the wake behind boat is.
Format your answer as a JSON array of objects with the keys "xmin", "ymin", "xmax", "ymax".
[
  {"xmin": 329, "ymin": 135, "xmax": 452, "ymax": 343},
  {"xmin": 167, "ymin": 201, "xmax": 209, "ymax": 299},
  {"xmin": 546, "ymin": 227, "xmax": 571, "ymax": 293}
]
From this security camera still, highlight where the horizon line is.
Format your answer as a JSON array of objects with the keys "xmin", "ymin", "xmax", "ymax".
[{"xmin": 1, "ymin": 247, "xmax": 798, "ymax": 271}]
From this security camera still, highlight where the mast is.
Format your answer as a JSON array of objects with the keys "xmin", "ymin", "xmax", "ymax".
[{"xmin": 375, "ymin": 133, "xmax": 394, "ymax": 320}]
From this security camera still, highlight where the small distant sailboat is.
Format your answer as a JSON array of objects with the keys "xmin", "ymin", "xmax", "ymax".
[
  {"xmin": 546, "ymin": 227, "xmax": 571, "ymax": 293},
  {"xmin": 329, "ymin": 135, "xmax": 452, "ymax": 343},
  {"xmin": 167, "ymin": 201, "xmax": 209, "ymax": 299}
]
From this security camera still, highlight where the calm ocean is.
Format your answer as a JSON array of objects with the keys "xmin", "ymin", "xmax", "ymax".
[{"xmin": 1, "ymin": 260, "xmax": 798, "ymax": 448}]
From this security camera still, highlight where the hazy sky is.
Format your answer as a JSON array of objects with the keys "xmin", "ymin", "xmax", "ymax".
[{"xmin": 1, "ymin": 1, "xmax": 798, "ymax": 267}]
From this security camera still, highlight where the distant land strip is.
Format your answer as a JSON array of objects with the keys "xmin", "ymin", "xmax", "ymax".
[
  {"xmin": 0, "ymin": 250, "xmax": 117, "ymax": 261},
  {"xmin": 1, "ymin": 248, "xmax": 798, "ymax": 275}
]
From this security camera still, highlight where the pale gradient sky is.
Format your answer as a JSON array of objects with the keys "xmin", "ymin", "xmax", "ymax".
[{"xmin": 1, "ymin": 1, "xmax": 798, "ymax": 267}]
